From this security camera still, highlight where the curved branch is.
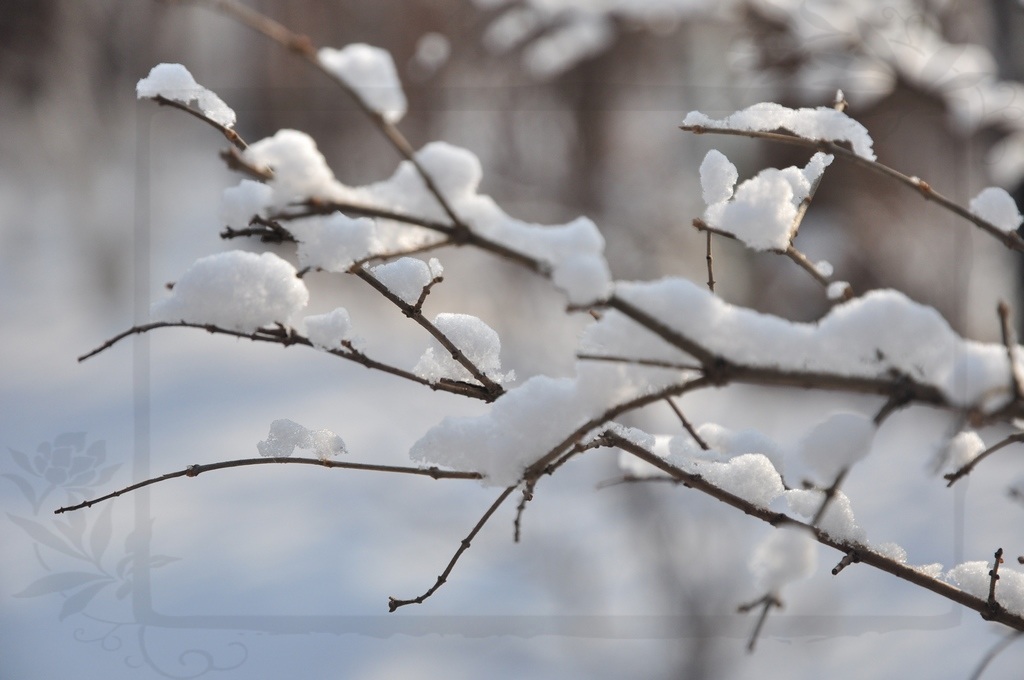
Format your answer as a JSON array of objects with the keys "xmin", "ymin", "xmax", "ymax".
[
  {"xmin": 55, "ymin": 456, "xmax": 481, "ymax": 514},
  {"xmin": 150, "ymin": 94, "xmax": 248, "ymax": 151},
  {"xmin": 389, "ymin": 485, "xmax": 517, "ymax": 611},
  {"xmin": 680, "ymin": 124, "xmax": 1024, "ymax": 253}
]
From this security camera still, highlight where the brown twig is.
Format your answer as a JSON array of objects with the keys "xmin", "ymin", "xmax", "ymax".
[
  {"xmin": 149, "ymin": 94, "xmax": 248, "ymax": 151},
  {"xmin": 602, "ymin": 431, "xmax": 1024, "ymax": 632},
  {"xmin": 831, "ymin": 550, "xmax": 860, "ymax": 575},
  {"xmin": 737, "ymin": 594, "xmax": 782, "ymax": 653},
  {"xmin": 705, "ymin": 230, "xmax": 715, "ymax": 292},
  {"xmin": 575, "ymin": 353, "xmax": 702, "ymax": 372},
  {"xmin": 945, "ymin": 433, "xmax": 1024, "ymax": 486},
  {"xmin": 78, "ymin": 321, "xmax": 496, "ymax": 401},
  {"xmin": 811, "ymin": 467, "xmax": 849, "ymax": 527},
  {"xmin": 55, "ymin": 457, "xmax": 481, "ymax": 514},
  {"xmin": 172, "ymin": 0, "xmax": 469, "ymax": 235},
  {"xmin": 353, "ymin": 266, "xmax": 504, "ymax": 398},
  {"xmin": 664, "ymin": 397, "xmax": 709, "ymax": 450},
  {"xmin": 988, "ymin": 548, "xmax": 1005, "ymax": 616},
  {"xmin": 998, "ymin": 301, "xmax": 1024, "ymax": 402},
  {"xmin": 388, "ymin": 485, "xmax": 517, "ymax": 611},
  {"xmin": 680, "ymin": 124, "xmax": 1024, "ymax": 253}
]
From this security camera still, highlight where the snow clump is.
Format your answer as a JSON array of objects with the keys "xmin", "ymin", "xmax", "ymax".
[
  {"xmin": 151, "ymin": 251, "xmax": 308, "ymax": 333},
  {"xmin": 136, "ymin": 63, "xmax": 236, "ymax": 128}
]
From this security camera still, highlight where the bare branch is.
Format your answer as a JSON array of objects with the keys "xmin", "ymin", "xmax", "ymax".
[
  {"xmin": 945, "ymin": 433, "xmax": 1024, "ymax": 486},
  {"xmin": 737, "ymin": 594, "xmax": 782, "ymax": 653},
  {"xmin": 831, "ymin": 551, "xmax": 860, "ymax": 576},
  {"xmin": 389, "ymin": 485, "xmax": 517, "ymax": 611},
  {"xmin": 998, "ymin": 301, "xmax": 1024, "ymax": 402},
  {"xmin": 705, "ymin": 230, "xmax": 715, "ymax": 292},
  {"xmin": 79, "ymin": 321, "xmax": 496, "ymax": 401},
  {"xmin": 55, "ymin": 457, "xmax": 481, "ymax": 514},
  {"xmin": 664, "ymin": 397, "xmax": 709, "ymax": 450}
]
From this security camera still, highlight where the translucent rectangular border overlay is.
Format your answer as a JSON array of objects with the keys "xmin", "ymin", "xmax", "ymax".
[{"xmin": 130, "ymin": 89, "xmax": 966, "ymax": 644}]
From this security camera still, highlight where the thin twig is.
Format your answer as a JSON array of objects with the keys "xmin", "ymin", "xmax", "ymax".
[
  {"xmin": 680, "ymin": 124, "xmax": 1024, "ymax": 253},
  {"xmin": 811, "ymin": 467, "xmax": 849, "ymax": 527},
  {"xmin": 832, "ymin": 551, "xmax": 860, "ymax": 576},
  {"xmin": 601, "ymin": 431, "xmax": 1024, "ymax": 632},
  {"xmin": 353, "ymin": 265, "xmax": 504, "ymax": 398},
  {"xmin": 998, "ymin": 301, "xmax": 1024, "ymax": 401},
  {"xmin": 664, "ymin": 397, "xmax": 709, "ymax": 450},
  {"xmin": 945, "ymin": 433, "xmax": 1024, "ymax": 486},
  {"xmin": 968, "ymin": 631, "xmax": 1024, "ymax": 680},
  {"xmin": 171, "ymin": 0, "xmax": 469, "ymax": 234},
  {"xmin": 78, "ymin": 321, "xmax": 496, "ymax": 401},
  {"xmin": 737, "ymin": 594, "xmax": 782, "ymax": 653},
  {"xmin": 988, "ymin": 548, "xmax": 1005, "ymax": 615},
  {"xmin": 150, "ymin": 94, "xmax": 248, "ymax": 151},
  {"xmin": 575, "ymin": 353, "xmax": 702, "ymax": 372},
  {"xmin": 513, "ymin": 481, "xmax": 535, "ymax": 543},
  {"xmin": 388, "ymin": 485, "xmax": 517, "ymax": 611},
  {"xmin": 705, "ymin": 230, "xmax": 715, "ymax": 292},
  {"xmin": 55, "ymin": 457, "xmax": 481, "ymax": 514}
]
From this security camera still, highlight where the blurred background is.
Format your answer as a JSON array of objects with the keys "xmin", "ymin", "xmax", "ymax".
[{"xmin": 3, "ymin": 1, "xmax": 1024, "ymax": 678}]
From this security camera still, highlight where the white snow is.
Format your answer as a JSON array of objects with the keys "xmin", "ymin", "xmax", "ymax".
[
  {"xmin": 411, "ymin": 362, "xmax": 687, "ymax": 486},
  {"xmin": 302, "ymin": 307, "xmax": 359, "ymax": 351},
  {"xmin": 413, "ymin": 32, "xmax": 451, "ymax": 74},
  {"xmin": 671, "ymin": 422, "xmax": 787, "ymax": 474},
  {"xmin": 220, "ymin": 180, "xmax": 274, "ymax": 229},
  {"xmin": 784, "ymin": 488, "xmax": 865, "ymax": 542},
  {"xmin": 318, "ymin": 44, "xmax": 408, "ymax": 124},
  {"xmin": 243, "ymin": 129, "xmax": 340, "ymax": 207},
  {"xmin": 151, "ymin": 251, "xmax": 308, "ymax": 333},
  {"xmin": 287, "ymin": 213, "xmax": 375, "ymax": 273},
  {"xmin": 947, "ymin": 561, "xmax": 1024, "ymax": 617},
  {"xmin": 942, "ymin": 430, "xmax": 986, "ymax": 472},
  {"xmin": 683, "ymin": 102, "xmax": 876, "ymax": 160},
  {"xmin": 798, "ymin": 412, "xmax": 875, "ymax": 483},
  {"xmin": 969, "ymin": 187, "xmax": 1023, "ymax": 233},
  {"xmin": 583, "ymin": 278, "xmax": 1018, "ymax": 409},
  {"xmin": 687, "ymin": 453, "xmax": 785, "ymax": 507},
  {"xmin": 136, "ymin": 63, "xmax": 236, "ymax": 128},
  {"xmin": 749, "ymin": 527, "xmax": 817, "ymax": 595},
  {"xmin": 827, "ymin": 280, "xmax": 850, "ymax": 300},
  {"xmin": 257, "ymin": 418, "xmax": 346, "ymax": 461},
  {"xmin": 699, "ymin": 150, "xmax": 738, "ymax": 205},
  {"xmin": 701, "ymin": 152, "xmax": 833, "ymax": 251},
  {"xmin": 413, "ymin": 313, "xmax": 514, "ymax": 386},
  {"xmin": 370, "ymin": 257, "xmax": 438, "ymax": 306}
]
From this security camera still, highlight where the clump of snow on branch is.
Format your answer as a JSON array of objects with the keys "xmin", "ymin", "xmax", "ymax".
[
  {"xmin": 700, "ymin": 150, "xmax": 833, "ymax": 251},
  {"xmin": 583, "ymin": 279, "xmax": 1018, "ymax": 409},
  {"xmin": 969, "ymin": 187, "xmax": 1023, "ymax": 234},
  {"xmin": 683, "ymin": 102, "xmax": 876, "ymax": 161},
  {"xmin": 412, "ymin": 363, "xmax": 686, "ymax": 486},
  {"xmin": 151, "ymin": 251, "xmax": 308, "ymax": 333},
  {"xmin": 941, "ymin": 430, "xmax": 985, "ymax": 473},
  {"xmin": 784, "ymin": 488, "xmax": 864, "ymax": 542},
  {"xmin": 798, "ymin": 412, "xmax": 875, "ymax": 483},
  {"xmin": 749, "ymin": 527, "xmax": 817, "ymax": 595},
  {"xmin": 671, "ymin": 422, "xmax": 787, "ymax": 474},
  {"xmin": 257, "ymin": 418, "xmax": 346, "ymax": 461},
  {"xmin": 220, "ymin": 180, "xmax": 274, "ymax": 229},
  {"xmin": 243, "ymin": 129, "xmax": 340, "ymax": 206},
  {"xmin": 287, "ymin": 214, "xmax": 375, "ymax": 273},
  {"xmin": 947, "ymin": 562, "xmax": 1024, "ymax": 617},
  {"xmin": 689, "ymin": 454, "xmax": 786, "ymax": 507},
  {"xmin": 370, "ymin": 257, "xmax": 443, "ymax": 306},
  {"xmin": 136, "ymin": 63, "xmax": 236, "ymax": 128},
  {"xmin": 318, "ymin": 44, "xmax": 408, "ymax": 123},
  {"xmin": 827, "ymin": 281, "xmax": 851, "ymax": 301},
  {"xmin": 413, "ymin": 313, "xmax": 514, "ymax": 386},
  {"xmin": 302, "ymin": 307, "xmax": 361, "ymax": 351}
]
